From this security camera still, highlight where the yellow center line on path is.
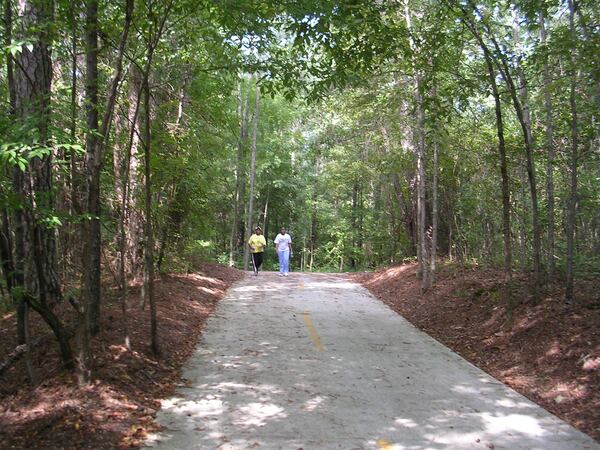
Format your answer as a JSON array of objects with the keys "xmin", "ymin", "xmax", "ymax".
[
  {"xmin": 303, "ymin": 312, "xmax": 324, "ymax": 352},
  {"xmin": 377, "ymin": 439, "xmax": 393, "ymax": 450}
]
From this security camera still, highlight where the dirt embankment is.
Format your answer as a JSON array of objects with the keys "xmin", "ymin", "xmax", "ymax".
[
  {"xmin": 353, "ymin": 262, "xmax": 600, "ymax": 442},
  {"xmin": 0, "ymin": 262, "xmax": 244, "ymax": 449}
]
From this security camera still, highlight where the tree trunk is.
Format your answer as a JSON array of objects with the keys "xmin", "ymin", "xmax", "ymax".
[
  {"xmin": 0, "ymin": 211, "xmax": 14, "ymax": 297},
  {"xmin": 243, "ymin": 81, "xmax": 260, "ymax": 271},
  {"xmin": 382, "ymin": 124, "xmax": 416, "ymax": 256},
  {"xmin": 309, "ymin": 152, "xmax": 320, "ymax": 271},
  {"xmin": 14, "ymin": 0, "xmax": 62, "ymax": 306},
  {"xmin": 124, "ymin": 65, "xmax": 143, "ymax": 276},
  {"xmin": 229, "ymin": 80, "xmax": 248, "ymax": 266},
  {"xmin": 69, "ymin": 2, "xmax": 78, "ymax": 199},
  {"xmin": 2, "ymin": 0, "xmax": 17, "ymax": 331},
  {"xmin": 58, "ymin": 0, "xmax": 80, "ymax": 284},
  {"xmin": 539, "ymin": 9, "xmax": 556, "ymax": 281},
  {"xmin": 261, "ymin": 190, "xmax": 270, "ymax": 233},
  {"xmin": 80, "ymin": 0, "xmax": 100, "ymax": 384},
  {"xmin": 511, "ymin": 12, "xmax": 542, "ymax": 286},
  {"xmin": 4, "ymin": 0, "xmax": 16, "ymax": 114},
  {"xmin": 484, "ymin": 49, "xmax": 513, "ymax": 315},
  {"xmin": 565, "ymin": 0, "xmax": 579, "ymax": 304},
  {"xmin": 142, "ymin": 73, "xmax": 158, "ymax": 355},
  {"xmin": 13, "ymin": 0, "xmax": 74, "ymax": 370},
  {"xmin": 175, "ymin": 69, "xmax": 189, "ymax": 128},
  {"xmin": 415, "ymin": 75, "xmax": 429, "ymax": 290},
  {"xmin": 156, "ymin": 218, "xmax": 169, "ymax": 273},
  {"xmin": 136, "ymin": 0, "xmax": 172, "ymax": 354},
  {"xmin": 351, "ymin": 180, "xmax": 359, "ymax": 269},
  {"xmin": 116, "ymin": 62, "xmax": 144, "ymax": 352},
  {"xmin": 430, "ymin": 132, "xmax": 439, "ymax": 285},
  {"xmin": 117, "ymin": 125, "xmax": 134, "ymax": 350},
  {"xmin": 84, "ymin": 0, "xmax": 133, "ymax": 339},
  {"xmin": 404, "ymin": 2, "xmax": 428, "ymax": 288},
  {"xmin": 26, "ymin": 294, "xmax": 73, "ymax": 367}
]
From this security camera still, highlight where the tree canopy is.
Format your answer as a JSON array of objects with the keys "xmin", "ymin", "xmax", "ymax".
[{"xmin": 0, "ymin": 0, "xmax": 598, "ymax": 376}]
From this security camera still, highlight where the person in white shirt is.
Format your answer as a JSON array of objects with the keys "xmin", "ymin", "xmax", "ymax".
[{"xmin": 274, "ymin": 227, "xmax": 293, "ymax": 276}]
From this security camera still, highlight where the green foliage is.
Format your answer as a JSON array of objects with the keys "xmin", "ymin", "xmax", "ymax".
[{"xmin": 0, "ymin": 0, "xmax": 597, "ymax": 289}]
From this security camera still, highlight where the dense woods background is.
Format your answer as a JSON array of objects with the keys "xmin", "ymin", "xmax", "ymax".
[{"xmin": 0, "ymin": 0, "xmax": 598, "ymax": 382}]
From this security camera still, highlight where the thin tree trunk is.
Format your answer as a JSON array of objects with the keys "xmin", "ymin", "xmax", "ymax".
[
  {"xmin": 0, "ymin": 212, "xmax": 14, "ymax": 298},
  {"xmin": 156, "ymin": 220, "xmax": 169, "ymax": 273},
  {"xmin": 484, "ymin": 50, "xmax": 513, "ymax": 316},
  {"xmin": 490, "ymin": 38, "xmax": 541, "ymax": 287},
  {"xmin": 404, "ymin": 1, "xmax": 429, "ymax": 289},
  {"xmin": 117, "ymin": 66, "xmax": 142, "ymax": 350},
  {"xmin": 517, "ymin": 167, "xmax": 529, "ymax": 272},
  {"xmin": 156, "ymin": 70, "xmax": 188, "ymax": 273},
  {"xmin": 415, "ymin": 78, "xmax": 429, "ymax": 289},
  {"xmin": 539, "ymin": 9, "xmax": 555, "ymax": 281},
  {"xmin": 117, "ymin": 132, "xmax": 134, "ymax": 350},
  {"xmin": 512, "ymin": 10, "xmax": 542, "ymax": 286},
  {"xmin": 243, "ymin": 82, "xmax": 260, "ymax": 271},
  {"xmin": 429, "ymin": 79, "xmax": 439, "ymax": 284},
  {"xmin": 430, "ymin": 133, "xmax": 439, "ymax": 285},
  {"xmin": 358, "ymin": 185, "xmax": 364, "ymax": 265},
  {"xmin": 142, "ymin": 73, "xmax": 158, "ymax": 355},
  {"xmin": 123, "ymin": 65, "xmax": 143, "ymax": 277},
  {"xmin": 262, "ymin": 191, "xmax": 270, "ymax": 232},
  {"xmin": 565, "ymin": 0, "xmax": 578, "ymax": 304},
  {"xmin": 136, "ymin": 1, "xmax": 173, "ymax": 355},
  {"xmin": 68, "ymin": 1, "xmax": 79, "ymax": 214},
  {"xmin": 309, "ymin": 190, "xmax": 317, "ymax": 271},
  {"xmin": 383, "ymin": 124, "xmax": 416, "ymax": 256},
  {"xmin": 58, "ymin": 0, "xmax": 80, "ymax": 284},
  {"xmin": 135, "ymin": 9, "xmax": 172, "ymax": 364},
  {"xmin": 175, "ymin": 69, "xmax": 190, "ymax": 128},
  {"xmin": 155, "ymin": 184, "xmax": 177, "ymax": 274},
  {"xmin": 229, "ymin": 80, "xmax": 248, "ymax": 266},
  {"xmin": 351, "ymin": 180, "xmax": 359, "ymax": 269},
  {"xmin": 309, "ymin": 150, "xmax": 321, "ymax": 271},
  {"xmin": 4, "ymin": 0, "xmax": 16, "ymax": 114},
  {"xmin": 84, "ymin": 0, "xmax": 133, "ymax": 339},
  {"xmin": 301, "ymin": 235, "xmax": 306, "ymax": 272},
  {"xmin": 80, "ymin": 0, "xmax": 100, "ymax": 385},
  {"xmin": 136, "ymin": 11, "xmax": 165, "ymax": 350}
]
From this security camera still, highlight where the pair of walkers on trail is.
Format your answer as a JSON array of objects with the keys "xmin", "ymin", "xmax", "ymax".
[{"xmin": 247, "ymin": 227, "xmax": 293, "ymax": 276}]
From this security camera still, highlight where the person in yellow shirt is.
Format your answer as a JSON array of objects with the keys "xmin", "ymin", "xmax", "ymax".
[{"xmin": 247, "ymin": 226, "xmax": 267, "ymax": 276}]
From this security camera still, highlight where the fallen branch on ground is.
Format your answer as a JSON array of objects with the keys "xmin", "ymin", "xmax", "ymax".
[{"xmin": 0, "ymin": 334, "xmax": 48, "ymax": 376}]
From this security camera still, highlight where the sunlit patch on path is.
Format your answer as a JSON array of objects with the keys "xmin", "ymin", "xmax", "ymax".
[{"xmin": 145, "ymin": 271, "xmax": 600, "ymax": 450}]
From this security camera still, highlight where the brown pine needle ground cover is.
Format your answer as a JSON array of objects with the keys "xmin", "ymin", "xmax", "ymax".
[
  {"xmin": 0, "ymin": 262, "xmax": 244, "ymax": 450},
  {"xmin": 353, "ymin": 262, "xmax": 600, "ymax": 442}
]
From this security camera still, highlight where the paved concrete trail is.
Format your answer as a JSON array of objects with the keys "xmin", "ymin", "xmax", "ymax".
[{"xmin": 145, "ymin": 272, "xmax": 599, "ymax": 450}]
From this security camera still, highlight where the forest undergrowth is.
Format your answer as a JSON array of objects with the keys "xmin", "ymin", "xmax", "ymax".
[
  {"xmin": 354, "ymin": 261, "xmax": 600, "ymax": 442},
  {"xmin": 0, "ymin": 262, "xmax": 244, "ymax": 449}
]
